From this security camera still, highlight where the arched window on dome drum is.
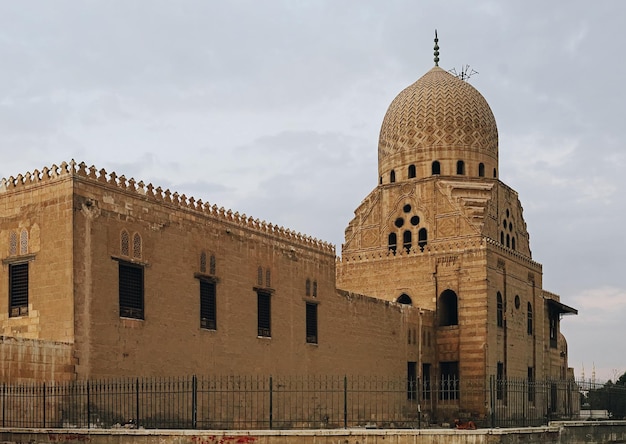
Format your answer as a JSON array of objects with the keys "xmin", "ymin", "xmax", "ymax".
[
  {"xmin": 497, "ymin": 292, "xmax": 504, "ymax": 327},
  {"xmin": 379, "ymin": 176, "xmax": 383, "ymax": 185},
  {"xmin": 418, "ymin": 228, "xmax": 427, "ymax": 251},
  {"xmin": 397, "ymin": 294, "xmax": 412, "ymax": 305},
  {"xmin": 438, "ymin": 289, "xmax": 458, "ymax": 326},
  {"xmin": 512, "ymin": 237, "xmax": 516, "ymax": 251},
  {"xmin": 527, "ymin": 302, "xmax": 533, "ymax": 335},
  {"xmin": 390, "ymin": 170, "xmax": 396, "ymax": 183},
  {"xmin": 388, "ymin": 233, "xmax": 397, "ymax": 254},
  {"xmin": 500, "ymin": 231, "xmax": 504, "ymax": 245},
  {"xmin": 456, "ymin": 160, "xmax": 465, "ymax": 175},
  {"xmin": 478, "ymin": 163, "xmax": 485, "ymax": 177},
  {"xmin": 493, "ymin": 168, "xmax": 497, "ymax": 178},
  {"xmin": 506, "ymin": 234, "xmax": 510, "ymax": 248},
  {"xmin": 432, "ymin": 161, "xmax": 441, "ymax": 175},
  {"xmin": 403, "ymin": 230, "xmax": 412, "ymax": 253},
  {"xmin": 408, "ymin": 165, "xmax": 416, "ymax": 179}
]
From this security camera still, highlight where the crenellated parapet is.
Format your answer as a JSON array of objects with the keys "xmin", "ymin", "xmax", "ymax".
[
  {"xmin": 1, "ymin": 160, "xmax": 335, "ymax": 255},
  {"xmin": 338, "ymin": 236, "xmax": 487, "ymax": 264},
  {"xmin": 485, "ymin": 237, "xmax": 541, "ymax": 270},
  {"xmin": 0, "ymin": 161, "xmax": 76, "ymax": 192}
]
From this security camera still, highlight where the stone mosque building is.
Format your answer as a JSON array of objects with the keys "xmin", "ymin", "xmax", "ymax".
[{"xmin": 0, "ymin": 40, "xmax": 576, "ymax": 421}]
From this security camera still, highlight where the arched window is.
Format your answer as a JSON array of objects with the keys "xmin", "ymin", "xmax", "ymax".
[
  {"xmin": 500, "ymin": 232, "xmax": 505, "ymax": 245},
  {"xmin": 497, "ymin": 291, "xmax": 504, "ymax": 327},
  {"xmin": 379, "ymin": 176, "xmax": 383, "ymax": 185},
  {"xmin": 121, "ymin": 230, "xmax": 130, "ymax": 256},
  {"xmin": 200, "ymin": 251, "xmax": 207, "ymax": 273},
  {"xmin": 306, "ymin": 278, "xmax": 311, "ymax": 296},
  {"xmin": 512, "ymin": 237, "xmax": 516, "ymax": 251},
  {"xmin": 493, "ymin": 168, "xmax": 497, "ymax": 178},
  {"xmin": 257, "ymin": 266, "xmax": 263, "ymax": 286},
  {"xmin": 403, "ymin": 230, "xmax": 412, "ymax": 253},
  {"xmin": 397, "ymin": 294, "xmax": 412, "ymax": 305},
  {"xmin": 418, "ymin": 228, "xmax": 428, "ymax": 251},
  {"xmin": 19, "ymin": 229, "xmax": 28, "ymax": 255},
  {"xmin": 408, "ymin": 165, "xmax": 416, "ymax": 179},
  {"xmin": 478, "ymin": 163, "xmax": 485, "ymax": 177},
  {"xmin": 438, "ymin": 289, "xmax": 458, "ymax": 326},
  {"xmin": 527, "ymin": 302, "xmax": 533, "ymax": 335},
  {"xmin": 9, "ymin": 231, "xmax": 17, "ymax": 256},
  {"xmin": 506, "ymin": 233, "xmax": 510, "ymax": 248},
  {"xmin": 132, "ymin": 233, "xmax": 142, "ymax": 258},
  {"xmin": 209, "ymin": 255, "xmax": 216, "ymax": 275},
  {"xmin": 312, "ymin": 281, "xmax": 317, "ymax": 297},
  {"xmin": 390, "ymin": 170, "xmax": 396, "ymax": 183},
  {"xmin": 432, "ymin": 161, "xmax": 441, "ymax": 175},
  {"xmin": 388, "ymin": 233, "xmax": 397, "ymax": 253},
  {"xmin": 456, "ymin": 160, "xmax": 465, "ymax": 175}
]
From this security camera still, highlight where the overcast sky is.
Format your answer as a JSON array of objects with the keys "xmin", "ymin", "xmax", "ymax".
[{"xmin": 1, "ymin": 1, "xmax": 624, "ymax": 382}]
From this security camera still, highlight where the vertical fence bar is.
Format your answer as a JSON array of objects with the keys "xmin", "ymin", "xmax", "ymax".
[
  {"xmin": 192, "ymin": 375, "xmax": 197, "ymax": 429},
  {"xmin": 2, "ymin": 383, "xmax": 4, "ymax": 427},
  {"xmin": 343, "ymin": 376, "xmax": 347, "ymax": 429},
  {"xmin": 489, "ymin": 375, "xmax": 495, "ymax": 428},
  {"xmin": 417, "ymin": 376, "xmax": 421, "ymax": 429},
  {"xmin": 135, "ymin": 378, "xmax": 140, "ymax": 426},
  {"xmin": 87, "ymin": 380, "xmax": 91, "ymax": 429},
  {"xmin": 269, "ymin": 376, "xmax": 273, "ymax": 430},
  {"xmin": 42, "ymin": 382, "xmax": 46, "ymax": 428}
]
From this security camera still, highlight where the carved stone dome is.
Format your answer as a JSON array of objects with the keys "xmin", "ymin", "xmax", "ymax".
[{"xmin": 377, "ymin": 66, "xmax": 499, "ymax": 183}]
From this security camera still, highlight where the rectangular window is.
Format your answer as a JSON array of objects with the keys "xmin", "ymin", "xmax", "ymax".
[
  {"xmin": 422, "ymin": 363, "xmax": 431, "ymax": 400},
  {"xmin": 440, "ymin": 361, "xmax": 459, "ymax": 400},
  {"xmin": 119, "ymin": 261, "xmax": 144, "ymax": 319},
  {"xmin": 407, "ymin": 361, "xmax": 417, "ymax": 400},
  {"xmin": 257, "ymin": 291, "xmax": 271, "ymax": 337},
  {"xmin": 200, "ymin": 280, "xmax": 216, "ymax": 330},
  {"xmin": 305, "ymin": 302, "xmax": 318, "ymax": 344},
  {"xmin": 9, "ymin": 262, "xmax": 29, "ymax": 317}
]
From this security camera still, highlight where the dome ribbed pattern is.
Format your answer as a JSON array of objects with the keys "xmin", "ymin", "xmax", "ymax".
[{"xmin": 378, "ymin": 66, "xmax": 498, "ymax": 164}]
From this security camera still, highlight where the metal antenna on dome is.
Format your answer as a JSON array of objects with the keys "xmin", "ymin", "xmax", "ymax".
[
  {"xmin": 434, "ymin": 30, "xmax": 440, "ymax": 66},
  {"xmin": 449, "ymin": 64, "xmax": 478, "ymax": 82}
]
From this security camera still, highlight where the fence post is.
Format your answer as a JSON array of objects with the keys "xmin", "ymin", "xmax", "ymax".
[
  {"xmin": 269, "ymin": 376, "xmax": 273, "ymax": 430},
  {"xmin": 192, "ymin": 375, "xmax": 198, "ymax": 429},
  {"xmin": 417, "ymin": 376, "xmax": 421, "ymax": 430},
  {"xmin": 42, "ymin": 382, "xmax": 46, "ymax": 428},
  {"xmin": 135, "ymin": 378, "xmax": 140, "ymax": 426},
  {"xmin": 489, "ymin": 375, "xmax": 495, "ymax": 428},
  {"xmin": 343, "ymin": 376, "xmax": 348, "ymax": 429},
  {"xmin": 87, "ymin": 380, "xmax": 91, "ymax": 429}
]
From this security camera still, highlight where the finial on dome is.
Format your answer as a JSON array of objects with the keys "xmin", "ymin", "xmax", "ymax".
[{"xmin": 434, "ymin": 30, "xmax": 440, "ymax": 66}]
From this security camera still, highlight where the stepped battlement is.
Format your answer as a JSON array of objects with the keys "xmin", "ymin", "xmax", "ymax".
[{"xmin": 1, "ymin": 160, "xmax": 335, "ymax": 255}]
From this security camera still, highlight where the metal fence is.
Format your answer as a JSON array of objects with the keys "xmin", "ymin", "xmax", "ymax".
[{"xmin": 1, "ymin": 375, "xmax": 624, "ymax": 429}]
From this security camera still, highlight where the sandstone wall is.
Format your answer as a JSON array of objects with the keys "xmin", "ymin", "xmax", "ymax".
[
  {"xmin": 69, "ymin": 167, "xmax": 420, "ymax": 379},
  {"xmin": 0, "ymin": 168, "xmax": 75, "ymax": 343},
  {"xmin": 0, "ymin": 336, "xmax": 75, "ymax": 383}
]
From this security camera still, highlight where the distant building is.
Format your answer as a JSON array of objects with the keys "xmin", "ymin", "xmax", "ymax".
[{"xmin": 0, "ymin": 43, "xmax": 576, "ymax": 421}]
